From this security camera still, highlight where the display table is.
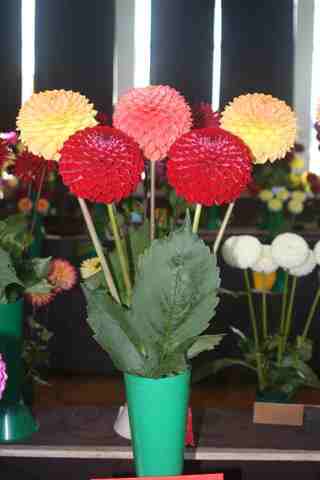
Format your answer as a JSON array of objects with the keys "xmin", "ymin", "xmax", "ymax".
[{"xmin": 1, "ymin": 406, "xmax": 320, "ymax": 462}]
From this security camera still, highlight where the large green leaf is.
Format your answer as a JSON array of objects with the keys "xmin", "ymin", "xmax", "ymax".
[
  {"xmin": 0, "ymin": 214, "xmax": 32, "ymax": 257},
  {"xmin": 187, "ymin": 335, "xmax": 224, "ymax": 359},
  {"xmin": 130, "ymin": 217, "xmax": 220, "ymax": 376},
  {"xmin": 0, "ymin": 247, "xmax": 23, "ymax": 300},
  {"xmin": 83, "ymin": 286, "xmax": 148, "ymax": 375}
]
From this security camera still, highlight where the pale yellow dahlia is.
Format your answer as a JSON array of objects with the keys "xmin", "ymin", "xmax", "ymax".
[
  {"xmin": 291, "ymin": 190, "xmax": 306, "ymax": 202},
  {"xmin": 258, "ymin": 189, "xmax": 273, "ymax": 202},
  {"xmin": 17, "ymin": 90, "xmax": 97, "ymax": 161},
  {"xmin": 221, "ymin": 93, "xmax": 297, "ymax": 164},
  {"xmin": 267, "ymin": 198, "xmax": 283, "ymax": 212},
  {"xmin": 80, "ymin": 257, "xmax": 101, "ymax": 279},
  {"xmin": 288, "ymin": 199, "xmax": 304, "ymax": 215},
  {"xmin": 291, "ymin": 155, "xmax": 304, "ymax": 170},
  {"xmin": 276, "ymin": 188, "xmax": 290, "ymax": 201}
]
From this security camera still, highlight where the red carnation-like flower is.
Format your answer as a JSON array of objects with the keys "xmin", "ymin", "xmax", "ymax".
[
  {"xmin": 167, "ymin": 128, "xmax": 252, "ymax": 206},
  {"xmin": 14, "ymin": 150, "xmax": 56, "ymax": 187},
  {"xmin": 59, "ymin": 125, "xmax": 144, "ymax": 204},
  {"xmin": 0, "ymin": 140, "xmax": 9, "ymax": 169},
  {"xmin": 192, "ymin": 102, "xmax": 221, "ymax": 129}
]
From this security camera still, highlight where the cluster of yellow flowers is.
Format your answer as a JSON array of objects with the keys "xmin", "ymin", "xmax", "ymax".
[{"xmin": 259, "ymin": 187, "xmax": 307, "ymax": 215}]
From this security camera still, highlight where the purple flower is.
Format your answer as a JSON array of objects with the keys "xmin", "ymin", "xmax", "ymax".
[{"xmin": 0, "ymin": 354, "xmax": 7, "ymax": 399}]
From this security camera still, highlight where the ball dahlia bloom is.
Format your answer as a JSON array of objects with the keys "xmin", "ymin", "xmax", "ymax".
[
  {"xmin": 192, "ymin": 102, "xmax": 221, "ymax": 129},
  {"xmin": 288, "ymin": 199, "xmax": 304, "ymax": 215},
  {"xmin": 267, "ymin": 198, "xmax": 283, "ymax": 212},
  {"xmin": 59, "ymin": 125, "xmax": 144, "ymax": 204},
  {"xmin": 0, "ymin": 354, "xmax": 7, "ymax": 399},
  {"xmin": 17, "ymin": 90, "xmax": 97, "ymax": 161},
  {"xmin": 229, "ymin": 235, "xmax": 262, "ymax": 269},
  {"xmin": 36, "ymin": 198, "xmax": 50, "ymax": 215},
  {"xmin": 252, "ymin": 245, "xmax": 278, "ymax": 274},
  {"xmin": 167, "ymin": 128, "xmax": 252, "ymax": 206},
  {"xmin": 258, "ymin": 189, "xmax": 273, "ymax": 202},
  {"xmin": 291, "ymin": 190, "xmax": 306, "ymax": 202},
  {"xmin": 271, "ymin": 233, "xmax": 309, "ymax": 270},
  {"xmin": 221, "ymin": 236, "xmax": 238, "ymax": 267},
  {"xmin": 113, "ymin": 85, "xmax": 192, "ymax": 161},
  {"xmin": 221, "ymin": 93, "xmax": 297, "ymax": 164},
  {"xmin": 17, "ymin": 197, "xmax": 33, "ymax": 214},
  {"xmin": 14, "ymin": 150, "xmax": 56, "ymax": 187},
  {"xmin": 48, "ymin": 259, "xmax": 77, "ymax": 293},
  {"xmin": 290, "ymin": 250, "xmax": 316, "ymax": 277},
  {"xmin": 276, "ymin": 188, "xmax": 290, "ymax": 201},
  {"xmin": 80, "ymin": 257, "xmax": 102, "ymax": 279}
]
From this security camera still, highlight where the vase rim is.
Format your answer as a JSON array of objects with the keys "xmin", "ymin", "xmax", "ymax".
[{"xmin": 124, "ymin": 368, "xmax": 191, "ymax": 382}]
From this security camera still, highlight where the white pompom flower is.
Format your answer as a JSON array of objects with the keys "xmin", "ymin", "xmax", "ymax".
[
  {"xmin": 230, "ymin": 235, "xmax": 263, "ymax": 269},
  {"xmin": 222, "ymin": 236, "xmax": 238, "ymax": 267},
  {"xmin": 289, "ymin": 250, "xmax": 316, "ymax": 277},
  {"xmin": 252, "ymin": 245, "xmax": 278, "ymax": 274},
  {"xmin": 313, "ymin": 240, "xmax": 320, "ymax": 265},
  {"xmin": 271, "ymin": 233, "xmax": 309, "ymax": 270}
]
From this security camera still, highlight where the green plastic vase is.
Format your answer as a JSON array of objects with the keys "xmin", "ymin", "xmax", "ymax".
[
  {"xmin": 0, "ymin": 299, "xmax": 38, "ymax": 442},
  {"xmin": 125, "ymin": 370, "xmax": 190, "ymax": 477}
]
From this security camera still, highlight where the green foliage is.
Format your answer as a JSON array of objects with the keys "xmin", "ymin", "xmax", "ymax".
[
  {"xmin": 194, "ymin": 325, "xmax": 320, "ymax": 397},
  {"xmin": 0, "ymin": 214, "xmax": 53, "ymax": 303},
  {"xmin": 84, "ymin": 217, "xmax": 221, "ymax": 377}
]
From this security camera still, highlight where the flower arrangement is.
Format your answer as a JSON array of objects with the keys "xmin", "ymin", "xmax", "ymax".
[{"xmin": 198, "ymin": 232, "xmax": 320, "ymax": 399}]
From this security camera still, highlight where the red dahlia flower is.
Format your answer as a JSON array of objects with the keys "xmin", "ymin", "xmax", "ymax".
[
  {"xmin": 59, "ymin": 125, "xmax": 144, "ymax": 203},
  {"xmin": 192, "ymin": 102, "xmax": 221, "ymax": 129},
  {"xmin": 14, "ymin": 150, "xmax": 56, "ymax": 187},
  {"xmin": 167, "ymin": 128, "xmax": 252, "ymax": 206}
]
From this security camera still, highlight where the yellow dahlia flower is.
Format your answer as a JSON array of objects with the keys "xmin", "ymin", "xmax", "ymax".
[
  {"xmin": 258, "ymin": 189, "xmax": 273, "ymax": 202},
  {"xmin": 80, "ymin": 257, "xmax": 101, "ymax": 279},
  {"xmin": 291, "ymin": 155, "xmax": 304, "ymax": 170},
  {"xmin": 291, "ymin": 190, "xmax": 306, "ymax": 202},
  {"xmin": 289, "ymin": 173, "xmax": 302, "ymax": 187},
  {"xmin": 17, "ymin": 90, "xmax": 97, "ymax": 161},
  {"xmin": 267, "ymin": 198, "xmax": 283, "ymax": 212},
  {"xmin": 288, "ymin": 199, "xmax": 304, "ymax": 215},
  {"xmin": 221, "ymin": 93, "xmax": 297, "ymax": 164},
  {"xmin": 276, "ymin": 188, "xmax": 290, "ymax": 201}
]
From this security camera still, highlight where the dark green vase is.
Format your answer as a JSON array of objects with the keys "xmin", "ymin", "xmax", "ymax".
[
  {"xmin": 28, "ymin": 214, "xmax": 44, "ymax": 258},
  {"xmin": 256, "ymin": 390, "xmax": 292, "ymax": 403},
  {"xmin": 0, "ymin": 300, "xmax": 38, "ymax": 442},
  {"xmin": 125, "ymin": 370, "xmax": 190, "ymax": 477}
]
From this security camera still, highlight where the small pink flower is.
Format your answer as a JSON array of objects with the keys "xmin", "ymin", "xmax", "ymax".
[
  {"xmin": 0, "ymin": 354, "xmax": 8, "ymax": 399},
  {"xmin": 48, "ymin": 259, "xmax": 77, "ymax": 292}
]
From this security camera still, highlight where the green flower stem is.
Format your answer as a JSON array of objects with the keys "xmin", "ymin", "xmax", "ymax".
[
  {"xmin": 283, "ymin": 276, "xmax": 297, "ymax": 350},
  {"xmin": 107, "ymin": 203, "xmax": 132, "ymax": 303},
  {"xmin": 192, "ymin": 204, "xmax": 202, "ymax": 234},
  {"xmin": 243, "ymin": 270, "xmax": 265, "ymax": 389},
  {"xmin": 302, "ymin": 288, "xmax": 320, "ymax": 340},
  {"xmin": 262, "ymin": 291, "xmax": 268, "ymax": 340},
  {"xmin": 277, "ymin": 270, "xmax": 289, "ymax": 365},
  {"xmin": 30, "ymin": 163, "xmax": 47, "ymax": 236},
  {"xmin": 78, "ymin": 198, "xmax": 120, "ymax": 304}
]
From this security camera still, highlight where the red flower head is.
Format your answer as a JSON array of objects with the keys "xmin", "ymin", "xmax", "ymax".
[
  {"xmin": 113, "ymin": 85, "xmax": 192, "ymax": 161},
  {"xmin": 167, "ymin": 128, "xmax": 252, "ymax": 206},
  {"xmin": 96, "ymin": 111, "xmax": 109, "ymax": 125},
  {"xmin": 59, "ymin": 125, "xmax": 144, "ymax": 203},
  {"xmin": 192, "ymin": 102, "xmax": 221, "ymax": 129},
  {"xmin": 0, "ymin": 140, "xmax": 10, "ymax": 169},
  {"xmin": 14, "ymin": 150, "xmax": 56, "ymax": 187},
  {"xmin": 25, "ymin": 291, "xmax": 56, "ymax": 309}
]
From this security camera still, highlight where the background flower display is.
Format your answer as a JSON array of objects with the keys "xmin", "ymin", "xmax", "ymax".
[{"xmin": 196, "ymin": 233, "xmax": 320, "ymax": 400}]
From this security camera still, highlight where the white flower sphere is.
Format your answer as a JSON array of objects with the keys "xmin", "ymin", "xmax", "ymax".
[
  {"xmin": 222, "ymin": 236, "xmax": 238, "ymax": 267},
  {"xmin": 314, "ymin": 240, "xmax": 320, "ymax": 265},
  {"xmin": 271, "ymin": 233, "xmax": 309, "ymax": 270},
  {"xmin": 252, "ymin": 245, "xmax": 278, "ymax": 274},
  {"xmin": 290, "ymin": 250, "xmax": 316, "ymax": 277},
  {"xmin": 231, "ymin": 235, "xmax": 263, "ymax": 269}
]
